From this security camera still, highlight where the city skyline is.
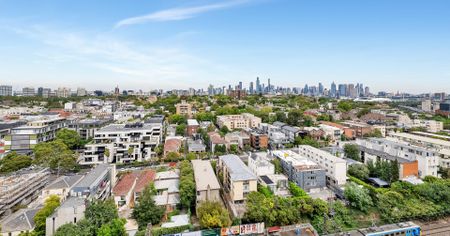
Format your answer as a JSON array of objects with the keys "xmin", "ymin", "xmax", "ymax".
[{"xmin": 1, "ymin": 0, "xmax": 450, "ymax": 93}]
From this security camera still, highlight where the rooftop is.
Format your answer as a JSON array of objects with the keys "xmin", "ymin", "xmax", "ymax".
[
  {"xmin": 187, "ymin": 119, "xmax": 199, "ymax": 126},
  {"xmin": 219, "ymin": 154, "xmax": 257, "ymax": 181},
  {"xmin": 43, "ymin": 175, "xmax": 84, "ymax": 191},
  {"xmin": 113, "ymin": 173, "xmax": 138, "ymax": 196},
  {"xmin": 97, "ymin": 123, "xmax": 161, "ymax": 133},
  {"xmin": 73, "ymin": 164, "xmax": 110, "ymax": 189},
  {"xmin": 272, "ymin": 150, "xmax": 321, "ymax": 170},
  {"xmin": 0, "ymin": 208, "xmax": 39, "ymax": 233},
  {"xmin": 191, "ymin": 160, "xmax": 221, "ymax": 191},
  {"xmin": 390, "ymin": 132, "xmax": 450, "ymax": 148}
]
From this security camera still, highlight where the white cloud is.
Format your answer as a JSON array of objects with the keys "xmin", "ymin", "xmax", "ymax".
[{"xmin": 115, "ymin": 0, "xmax": 251, "ymax": 28}]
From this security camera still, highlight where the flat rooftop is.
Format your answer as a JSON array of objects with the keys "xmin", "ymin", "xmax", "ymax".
[
  {"xmin": 97, "ymin": 123, "xmax": 161, "ymax": 132},
  {"xmin": 191, "ymin": 160, "xmax": 220, "ymax": 191},
  {"xmin": 219, "ymin": 154, "xmax": 257, "ymax": 181},
  {"xmin": 390, "ymin": 132, "xmax": 450, "ymax": 148}
]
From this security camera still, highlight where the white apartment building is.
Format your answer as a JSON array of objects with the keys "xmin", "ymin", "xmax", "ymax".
[
  {"xmin": 247, "ymin": 152, "xmax": 275, "ymax": 176},
  {"xmin": 357, "ymin": 138, "xmax": 439, "ymax": 178},
  {"xmin": 412, "ymin": 120, "xmax": 444, "ymax": 133},
  {"xmin": 319, "ymin": 124, "xmax": 343, "ymax": 142},
  {"xmin": 46, "ymin": 198, "xmax": 86, "ymax": 236},
  {"xmin": 389, "ymin": 132, "xmax": 450, "ymax": 150},
  {"xmin": 82, "ymin": 123, "xmax": 162, "ymax": 165},
  {"xmin": 296, "ymin": 145, "xmax": 347, "ymax": 186},
  {"xmin": 216, "ymin": 113, "xmax": 261, "ymax": 130}
]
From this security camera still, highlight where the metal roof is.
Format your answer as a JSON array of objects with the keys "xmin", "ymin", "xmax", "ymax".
[{"xmin": 219, "ymin": 154, "xmax": 257, "ymax": 181}]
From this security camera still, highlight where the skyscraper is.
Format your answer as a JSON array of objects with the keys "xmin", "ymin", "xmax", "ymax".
[
  {"xmin": 249, "ymin": 82, "xmax": 254, "ymax": 94},
  {"xmin": 0, "ymin": 85, "xmax": 12, "ymax": 96},
  {"xmin": 268, "ymin": 78, "xmax": 271, "ymax": 93},
  {"xmin": 238, "ymin": 81, "xmax": 243, "ymax": 90},
  {"xmin": 338, "ymin": 84, "xmax": 347, "ymax": 97},
  {"xmin": 318, "ymin": 82, "xmax": 324, "ymax": 95},
  {"xmin": 256, "ymin": 77, "xmax": 261, "ymax": 93},
  {"xmin": 330, "ymin": 82, "xmax": 337, "ymax": 97}
]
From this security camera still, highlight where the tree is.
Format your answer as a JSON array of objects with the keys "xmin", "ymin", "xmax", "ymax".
[
  {"xmin": 294, "ymin": 136, "xmax": 320, "ymax": 148},
  {"xmin": 54, "ymin": 223, "xmax": 79, "ymax": 236},
  {"xmin": 229, "ymin": 144, "xmax": 239, "ymax": 154},
  {"xmin": 219, "ymin": 125, "xmax": 229, "ymax": 135},
  {"xmin": 271, "ymin": 158, "xmax": 283, "ymax": 174},
  {"xmin": 344, "ymin": 182, "xmax": 373, "ymax": 212},
  {"xmin": 197, "ymin": 201, "xmax": 231, "ymax": 229},
  {"xmin": 258, "ymin": 184, "xmax": 273, "ymax": 198},
  {"xmin": 347, "ymin": 164, "xmax": 369, "ymax": 180},
  {"xmin": 337, "ymin": 101, "xmax": 353, "ymax": 112},
  {"xmin": 0, "ymin": 151, "xmax": 32, "ymax": 173},
  {"xmin": 179, "ymin": 161, "xmax": 196, "ymax": 209},
  {"xmin": 85, "ymin": 200, "xmax": 119, "ymax": 230},
  {"xmin": 287, "ymin": 110, "xmax": 302, "ymax": 126},
  {"xmin": 97, "ymin": 218, "xmax": 127, "ymax": 236},
  {"xmin": 169, "ymin": 114, "xmax": 187, "ymax": 125},
  {"xmin": 33, "ymin": 140, "xmax": 78, "ymax": 172},
  {"xmin": 34, "ymin": 195, "xmax": 61, "ymax": 236},
  {"xmin": 176, "ymin": 124, "xmax": 186, "ymax": 136},
  {"xmin": 56, "ymin": 128, "xmax": 82, "ymax": 149},
  {"xmin": 344, "ymin": 144, "xmax": 360, "ymax": 161},
  {"xmin": 166, "ymin": 152, "xmax": 180, "ymax": 162},
  {"xmin": 289, "ymin": 182, "xmax": 308, "ymax": 198},
  {"xmin": 132, "ymin": 184, "xmax": 164, "ymax": 229}
]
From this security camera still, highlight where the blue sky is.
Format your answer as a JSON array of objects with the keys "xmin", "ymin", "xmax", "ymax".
[{"xmin": 0, "ymin": 0, "xmax": 449, "ymax": 93}]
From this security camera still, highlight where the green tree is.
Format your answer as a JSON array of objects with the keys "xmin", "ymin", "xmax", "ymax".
[
  {"xmin": 197, "ymin": 201, "xmax": 231, "ymax": 229},
  {"xmin": 287, "ymin": 110, "xmax": 302, "ymax": 126},
  {"xmin": 56, "ymin": 128, "xmax": 82, "ymax": 149},
  {"xmin": 344, "ymin": 144, "xmax": 360, "ymax": 161},
  {"xmin": 0, "ymin": 151, "xmax": 32, "ymax": 173},
  {"xmin": 97, "ymin": 218, "xmax": 127, "ymax": 236},
  {"xmin": 344, "ymin": 182, "xmax": 373, "ymax": 212},
  {"xmin": 347, "ymin": 164, "xmax": 369, "ymax": 180},
  {"xmin": 33, "ymin": 140, "xmax": 78, "ymax": 172},
  {"xmin": 34, "ymin": 195, "xmax": 61, "ymax": 236},
  {"xmin": 176, "ymin": 124, "xmax": 186, "ymax": 136},
  {"xmin": 337, "ymin": 101, "xmax": 353, "ymax": 112},
  {"xmin": 271, "ymin": 158, "xmax": 283, "ymax": 174},
  {"xmin": 54, "ymin": 223, "xmax": 79, "ymax": 236},
  {"xmin": 169, "ymin": 114, "xmax": 187, "ymax": 125},
  {"xmin": 132, "ymin": 184, "xmax": 164, "ymax": 229},
  {"xmin": 219, "ymin": 125, "xmax": 229, "ymax": 134},
  {"xmin": 289, "ymin": 182, "xmax": 308, "ymax": 198},
  {"xmin": 166, "ymin": 152, "xmax": 180, "ymax": 162},
  {"xmin": 179, "ymin": 161, "xmax": 196, "ymax": 209},
  {"xmin": 85, "ymin": 200, "xmax": 119, "ymax": 230}
]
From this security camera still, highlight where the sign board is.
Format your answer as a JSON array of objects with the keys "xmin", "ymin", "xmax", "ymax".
[{"xmin": 239, "ymin": 223, "xmax": 265, "ymax": 235}]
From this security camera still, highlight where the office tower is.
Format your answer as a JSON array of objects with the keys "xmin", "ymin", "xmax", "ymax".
[
  {"xmin": 318, "ymin": 82, "xmax": 324, "ymax": 95},
  {"xmin": 303, "ymin": 84, "xmax": 309, "ymax": 95},
  {"xmin": 422, "ymin": 99, "xmax": 432, "ymax": 112},
  {"xmin": 77, "ymin": 87, "xmax": 87, "ymax": 96},
  {"xmin": 249, "ymin": 82, "xmax": 254, "ymax": 94},
  {"xmin": 238, "ymin": 81, "xmax": 243, "ymax": 90},
  {"xmin": 256, "ymin": 77, "xmax": 261, "ymax": 93},
  {"xmin": 37, "ymin": 87, "xmax": 44, "ymax": 97},
  {"xmin": 268, "ymin": 78, "xmax": 271, "ymax": 92},
  {"xmin": 338, "ymin": 84, "xmax": 347, "ymax": 97},
  {"xmin": 0, "ymin": 85, "xmax": 13, "ymax": 96},
  {"xmin": 330, "ymin": 82, "xmax": 337, "ymax": 97},
  {"xmin": 347, "ymin": 84, "xmax": 356, "ymax": 98},
  {"xmin": 114, "ymin": 86, "xmax": 120, "ymax": 96},
  {"xmin": 57, "ymin": 87, "xmax": 70, "ymax": 98},
  {"xmin": 208, "ymin": 84, "xmax": 214, "ymax": 96},
  {"xmin": 364, "ymin": 86, "xmax": 370, "ymax": 96},
  {"xmin": 42, "ymin": 88, "xmax": 51, "ymax": 98},
  {"xmin": 359, "ymin": 83, "xmax": 364, "ymax": 97},
  {"xmin": 22, "ymin": 87, "xmax": 35, "ymax": 97}
]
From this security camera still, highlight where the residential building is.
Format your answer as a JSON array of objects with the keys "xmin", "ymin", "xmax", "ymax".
[
  {"xmin": 412, "ymin": 119, "xmax": 444, "ymax": 133},
  {"xmin": 175, "ymin": 100, "xmax": 193, "ymax": 118},
  {"xmin": 296, "ymin": 145, "xmax": 347, "ymax": 186},
  {"xmin": 45, "ymin": 198, "xmax": 86, "ymax": 236},
  {"xmin": 0, "ymin": 208, "xmax": 40, "ymax": 236},
  {"xmin": 259, "ymin": 174, "xmax": 289, "ymax": 196},
  {"xmin": 320, "ymin": 121, "xmax": 355, "ymax": 139},
  {"xmin": 208, "ymin": 132, "xmax": 227, "ymax": 153},
  {"xmin": 164, "ymin": 137, "xmax": 183, "ymax": 157},
  {"xmin": 154, "ymin": 170, "xmax": 180, "ymax": 213},
  {"xmin": 319, "ymin": 124, "xmax": 343, "ymax": 142},
  {"xmin": 272, "ymin": 150, "xmax": 326, "ymax": 192},
  {"xmin": 70, "ymin": 164, "xmax": 116, "ymax": 200},
  {"xmin": 0, "ymin": 168, "xmax": 50, "ymax": 217},
  {"xmin": 187, "ymin": 139, "xmax": 206, "ymax": 153},
  {"xmin": 113, "ymin": 173, "xmax": 138, "ymax": 208},
  {"xmin": 272, "ymin": 122, "xmax": 303, "ymax": 142},
  {"xmin": 187, "ymin": 119, "xmax": 199, "ymax": 137},
  {"xmin": 228, "ymin": 89, "xmax": 247, "ymax": 100},
  {"xmin": 224, "ymin": 131, "xmax": 250, "ymax": 149},
  {"xmin": 22, "ymin": 87, "xmax": 35, "ymax": 97},
  {"xmin": 248, "ymin": 130, "xmax": 269, "ymax": 150},
  {"xmin": 0, "ymin": 85, "xmax": 12, "ymax": 96},
  {"xmin": 218, "ymin": 154, "xmax": 257, "ymax": 204},
  {"xmin": 247, "ymin": 152, "xmax": 275, "ymax": 177},
  {"xmin": 192, "ymin": 160, "xmax": 221, "ymax": 205},
  {"xmin": 422, "ymin": 99, "xmax": 432, "ymax": 112},
  {"xmin": 356, "ymin": 138, "xmax": 439, "ymax": 178},
  {"xmin": 341, "ymin": 121, "xmax": 374, "ymax": 138},
  {"xmin": 56, "ymin": 87, "xmax": 71, "ymax": 98},
  {"xmin": 41, "ymin": 175, "xmax": 84, "ymax": 201},
  {"xmin": 134, "ymin": 170, "xmax": 156, "ymax": 202},
  {"xmin": 82, "ymin": 122, "xmax": 162, "ymax": 165},
  {"xmin": 4, "ymin": 118, "xmax": 67, "ymax": 152},
  {"xmin": 67, "ymin": 118, "xmax": 112, "ymax": 140},
  {"xmin": 216, "ymin": 113, "xmax": 261, "ymax": 130}
]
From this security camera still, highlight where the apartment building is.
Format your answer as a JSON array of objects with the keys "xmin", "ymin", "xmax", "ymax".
[
  {"xmin": 272, "ymin": 150, "xmax": 326, "ymax": 192},
  {"xmin": 218, "ymin": 154, "xmax": 257, "ymax": 204},
  {"xmin": 272, "ymin": 122, "xmax": 303, "ymax": 142},
  {"xmin": 187, "ymin": 119, "xmax": 199, "ymax": 137},
  {"xmin": 0, "ymin": 85, "xmax": 12, "ymax": 96},
  {"xmin": 247, "ymin": 152, "xmax": 275, "ymax": 177},
  {"xmin": 175, "ymin": 100, "xmax": 193, "ymax": 118},
  {"xmin": 318, "ymin": 124, "xmax": 343, "ymax": 142},
  {"xmin": 357, "ymin": 138, "xmax": 439, "ymax": 178},
  {"xmin": 70, "ymin": 164, "xmax": 116, "ymax": 200},
  {"xmin": 216, "ymin": 113, "xmax": 261, "ymax": 130},
  {"xmin": 46, "ymin": 197, "xmax": 86, "ymax": 236},
  {"xmin": 0, "ymin": 168, "xmax": 50, "ymax": 217},
  {"xmin": 154, "ymin": 170, "xmax": 180, "ymax": 213},
  {"xmin": 248, "ymin": 130, "xmax": 269, "ymax": 150},
  {"xmin": 341, "ymin": 121, "xmax": 374, "ymax": 138},
  {"xmin": 41, "ymin": 175, "xmax": 84, "ymax": 201},
  {"xmin": 192, "ymin": 160, "xmax": 221, "ymax": 205},
  {"xmin": 412, "ymin": 120, "xmax": 444, "ymax": 133},
  {"xmin": 67, "ymin": 118, "xmax": 112, "ymax": 139},
  {"xmin": 82, "ymin": 122, "xmax": 162, "ymax": 165},
  {"xmin": 4, "ymin": 118, "xmax": 67, "ymax": 152},
  {"xmin": 296, "ymin": 145, "xmax": 347, "ymax": 186}
]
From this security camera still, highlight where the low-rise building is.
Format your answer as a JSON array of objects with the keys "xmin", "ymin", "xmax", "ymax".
[
  {"xmin": 164, "ymin": 137, "xmax": 183, "ymax": 157},
  {"xmin": 0, "ymin": 168, "xmax": 50, "ymax": 217},
  {"xmin": 187, "ymin": 139, "xmax": 206, "ymax": 153},
  {"xmin": 357, "ymin": 138, "xmax": 439, "ymax": 178},
  {"xmin": 248, "ymin": 130, "xmax": 269, "ymax": 150},
  {"xmin": 218, "ymin": 154, "xmax": 257, "ymax": 204},
  {"xmin": 247, "ymin": 152, "xmax": 275, "ymax": 177},
  {"xmin": 192, "ymin": 160, "xmax": 221, "ymax": 205},
  {"xmin": 112, "ymin": 173, "xmax": 138, "ymax": 208},
  {"xmin": 272, "ymin": 122, "xmax": 303, "ymax": 142},
  {"xmin": 4, "ymin": 118, "xmax": 67, "ymax": 153},
  {"xmin": 70, "ymin": 164, "xmax": 116, "ymax": 200},
  {"xmin": 259, "ymin": 174, "xmax": 289, "ymax": 196},
  {"xmin": 216, "ymin": 113, "xmax": 261, "ymax": 130},
  {"xmin": 187, "ymin": 119, "xmax": 200, "ymax": 137},
  {"xmin": 296, "ymin": 145, "xmax": 347, "ymax": 186},
  {"xmin": 154, "ymin": 170, "xmax": 180, "ymax": 213},
  {"xmin": 0, "ymin": 208, "xmax": 39, "ymax": 236},
  {"xmin": 41, "ymin": 175, "xmax": 84, "ymax": 201},
  {"xmin": 319, "ymin": 124, "xmax": 343, "ymax": 142},
  {"xmin": 272, "ymin": 150, "xmax": 326, "ymax": 192},
  {"xmin": 45, "ymin": 198, "xmax": 86, "ymax": 236}
]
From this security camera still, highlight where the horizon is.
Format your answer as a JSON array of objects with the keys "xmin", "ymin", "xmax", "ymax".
[{"xmin": 1, "ymin": 0, "xmax": 450, "ymax": 93}]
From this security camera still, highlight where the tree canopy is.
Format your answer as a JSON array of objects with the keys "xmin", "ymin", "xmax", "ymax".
[
  {"xmin": 132, "ymin": 183, "xmax": 165, "ymax": 229},
  {"xmin": 197, "ymin": 201, "xmax": 231, "ymax": 229}
]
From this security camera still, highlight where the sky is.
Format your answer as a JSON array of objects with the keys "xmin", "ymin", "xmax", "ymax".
[{"xmin": 0, "ymin": 0, "xmax": 450, "ymax": 93}]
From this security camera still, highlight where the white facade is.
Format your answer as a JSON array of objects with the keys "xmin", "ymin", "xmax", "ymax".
[
  {"xmin": 216, "ymin": 113, "xmax": 261, "ymax": 130},
  {"xmin": 247, "ymin": 152, "xmax": 275, "ymax": 177},
  {"xmin": 46, "ymin": 198, "xmax": 86, "ymax": 236},
  {"xmin": 319, "ymin": 124, "xmax": 343, "ymax": 141},
  {"xmin": 296, "ymin": 145, "xmax": 347, "ymax": 186}
]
